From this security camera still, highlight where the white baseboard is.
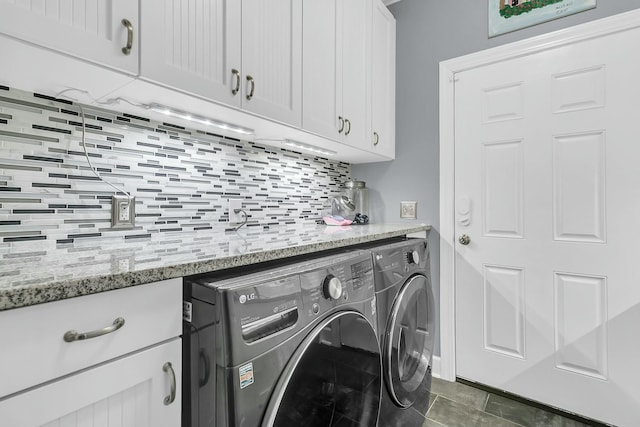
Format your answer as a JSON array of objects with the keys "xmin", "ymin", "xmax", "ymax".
[{"xmin": 431, "ymin": 356, "xmax": 442, "ymax": 379}]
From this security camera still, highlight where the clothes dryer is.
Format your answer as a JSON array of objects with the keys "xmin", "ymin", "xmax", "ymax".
[
  {"xmin": 370, "ymin": 238, "xmax": 436, "ymax": 426},
  {"xmin": 183, "ymin": 251, "xmax": 382, "ymax": 427}
]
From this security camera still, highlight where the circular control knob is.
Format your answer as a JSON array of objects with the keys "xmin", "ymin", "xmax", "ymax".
[
  {"xmin": 312, "ymin": 303, "xmax": 320, "ymax": 315},
  {"xmin": 322, "ymin": 275, "xmax": 343, "ymax": 300},
  {"xmin": 407, "ymin": 250, "xmax": 420, "ymax": 265}
]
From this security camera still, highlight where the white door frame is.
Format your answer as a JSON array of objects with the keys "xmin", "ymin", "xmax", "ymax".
[{"xmin": 438, "ymin": 8, "xmax": 640, "ymax": 382}]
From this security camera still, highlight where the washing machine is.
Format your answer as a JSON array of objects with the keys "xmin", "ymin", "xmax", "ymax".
[
  {"xmin": 182, "ymin": 250, "xmax": 382, "ymax": 427},
  {"xmin": 370, "ymin": 238, "xmax": 436, "ymax": 427}
]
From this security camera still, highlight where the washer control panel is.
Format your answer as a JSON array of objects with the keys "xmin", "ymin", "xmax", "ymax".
[{"xmin": 300, "ymin": 252, "xmax": 374, "ymax": 318}]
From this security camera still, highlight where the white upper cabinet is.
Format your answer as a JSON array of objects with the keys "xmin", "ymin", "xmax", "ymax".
[
  {"xmin": 141, "ymin": 0, "xmax": 302, "ymax": 127},
  {"xmin": 0, "ymin": 0, "xmax": 138, "ymax": 74},
  {"xmin": 341, "ymin": 0, "xmax": 371, "ymax": 151},
  {"xmin": 0, "ymin": 0, "xmax": 392, "ymax": 163},
  {"xmin": 141, "ymin": 0, "xmax": 242, "ymax": 107},
  {"xmin": 302, "ymin": 0, "xmax": 341, "ymax": 139},
  {"xmin": 241, "ymin": 0, "xmax": 302, "ymax": 126},
  {"xmin": 371, "ymin": 0, "xmax": 396, "ymax": 159},
  {"xmin": 302, "ymin": 0, "xmax": 370, "ymax": 151}
]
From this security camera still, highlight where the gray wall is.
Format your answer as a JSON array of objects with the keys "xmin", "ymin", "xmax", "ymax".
[{"xmin": 353, "ymin": 0, "xmax": 640, "ymax": 356}]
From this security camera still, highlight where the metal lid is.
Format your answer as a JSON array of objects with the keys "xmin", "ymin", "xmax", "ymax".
[{"xmin": 343, "ymin": 180, "xmax": 366, "ymax": 189}]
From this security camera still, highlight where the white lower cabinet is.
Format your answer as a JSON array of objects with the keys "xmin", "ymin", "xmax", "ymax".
[
  {"xmin": 0, "ymin": 279, "xmax": 182, "ymax": 427},
  {"xmin": 0, "ymin": 339, "xmax": 181, "ymax": 427}
]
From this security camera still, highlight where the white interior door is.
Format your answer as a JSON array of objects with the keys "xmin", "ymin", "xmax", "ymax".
[{"xmin": 454, "ymin": 25, "xmax": 640, "ymax": 427}]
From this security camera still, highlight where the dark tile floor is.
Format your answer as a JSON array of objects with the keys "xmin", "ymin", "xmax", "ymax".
[{"xmin": 421, "ymin": 378, "xmax": 598, "ymax": 427}]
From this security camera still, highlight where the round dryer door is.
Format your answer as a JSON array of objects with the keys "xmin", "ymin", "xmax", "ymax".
[
  {"xmin": 384, "ymin": 273, "xmax": 435, "ymax": 408},
  {"xmin": 262, "ymin": 311, "xmax": 382, "ymax": 427}
]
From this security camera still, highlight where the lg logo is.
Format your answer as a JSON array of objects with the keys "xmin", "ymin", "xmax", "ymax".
[{"xmin": 239, "ymin": 292, "xmax": 257, "ymax": 304}]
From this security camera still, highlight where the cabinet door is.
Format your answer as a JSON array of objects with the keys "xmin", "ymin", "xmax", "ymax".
[
  {"xmin": 0, "ymin": 339, "xmax": 181, "ymax": 427},
  {"xmin": 141, "ymin": 0, "xmax": 242, "ymax": 107},
  {"xmin": 0, "ymin": 0, "xmax": 138, "ymax": 74},
  {"xmin": 341, "ymin": 0, "xmax": 370, "ymax": 150},
  {"xmin": 302, "ymin": 0, "xmax": 341, "ymax": 141},
  {"xmin": 371, "ymin": 0, "xmax": 396, "ymax": 159},
  {"xmin": 241, "ymin": 0, "xmax": 302, "ymax": 126}
]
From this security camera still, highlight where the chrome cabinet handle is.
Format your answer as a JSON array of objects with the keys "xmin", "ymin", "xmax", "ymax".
[
  {"xmin": 344, "ymin": 119, "xmax": 352, "ymax": 136},
  {"xmin": 373, "ymin": 132, "xmax": 380, "ymax": 146},
  {"xmin": 246, "ymin": 75, "xmax": 255, "ymax": 100},
  {"xmin": 231, "ymin": 69, "xmax": 240, "ymax": 95},
  {"xmin": 63, "ymin": 317, "xmax": 125, "ymax": 342},
  {"xmin": 121, "ymin": 19, "xmax": 133, "ymax": 55},
  {"xmin": 163, "ymin": 362, "xmax": 177, "ymax": 405},
  {"xmin": 338, "ymin": 116, "xmax": 345, "ymax": 133}
]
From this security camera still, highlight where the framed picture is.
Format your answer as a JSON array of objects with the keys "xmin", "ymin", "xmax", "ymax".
[{"xmin": 489, "ymin": 0, "xmax": 597, "ymax": 37}]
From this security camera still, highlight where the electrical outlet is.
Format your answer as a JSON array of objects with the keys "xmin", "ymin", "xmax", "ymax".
[
  {"xmin": 111, "ymin": 195, "xmax": 136, "ymax": 228},
  {"xmin": 400, "ymin": 201, "xmax": 417, "ymax": 219},
  {"xmin": 229, "ymin": 199, "xmax": 243, "ymax": 223},
  {"xmin": 110, "ymin": 254, "xmax": 135, "ymax": 273}
]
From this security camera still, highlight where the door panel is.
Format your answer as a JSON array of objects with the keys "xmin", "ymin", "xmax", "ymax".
[
  {"xmin": 553, "ymin": 131, "xmax": 606, "ymax": 242},
  {"xmin": 554, "ymin": 272, "xmax": 608, "ymax": 379},
  {"xmin": 454, "ymin": 25, "xmax": 640, "ymax": 427},
  {"xmin": 483, "ymin": 265, "xmax": 526, "ymax": 358}
]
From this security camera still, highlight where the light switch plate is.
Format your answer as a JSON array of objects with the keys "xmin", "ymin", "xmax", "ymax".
[
  {"xmin": 111, "ymin": 195, "xmax": 135, "ymax": 228},
  {"xmin": 400, "ymin": 201, "xmax": 417, "ymax": 219}
]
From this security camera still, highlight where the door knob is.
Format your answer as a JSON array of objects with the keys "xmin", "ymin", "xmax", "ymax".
[{"xmin": 458, "ymin": 234, "xmax": 470, "ymax": 245}]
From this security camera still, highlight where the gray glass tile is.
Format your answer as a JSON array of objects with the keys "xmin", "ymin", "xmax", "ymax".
[
  {"xmin": 430, "ymin": 378, "xmax": 489, "ymax": 410},
  {"xmin": 427, "ymin": 396, "xmax": 521, "ymax": 427},
  {"xmin": 484, "ymin": 394, "xmax": 592, "ymax": 427}
]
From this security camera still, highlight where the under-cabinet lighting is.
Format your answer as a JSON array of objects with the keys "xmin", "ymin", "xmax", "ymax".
[
  {"xmin": 281, "ymin": 140, "xmax": 337, "ymax": 157},
  {"xmin": 147, "ymin": 103, "xmax": 255, "ymax": 136}
]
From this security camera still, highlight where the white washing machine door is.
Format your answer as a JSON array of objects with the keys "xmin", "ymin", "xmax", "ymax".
[
  {"xmin": 383, "ymin": 273, "xmax": 435, "ymax": 408},
  {"xmin": 262, "ymin": 310, "xmax": 382, "ymax": 427}
]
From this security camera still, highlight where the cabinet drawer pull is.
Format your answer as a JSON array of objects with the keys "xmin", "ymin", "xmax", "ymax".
[
  {"xmin": 373, "ymin": 132, "xmax": 380, "ymax": 146},
  {"xmin": 345, "ymin": 119, "xmax": 352, "ymax": 136},
  {"xmin": 163, "ymin": 362, "xmax": 177, "ymax": 405},
  {"xmin": 121, "ymin": 19, "xmax": 134, "ymax": 55},
  {"xmin": 63, "ymin": 317, "xmax": 125, "ymax": 342},
  {"xmin": 231, "ymin": 69, "xmax": 240, "ymax": 95},
  {"xmin": 246, "ymin": 75, "xmax": 255, "ymax": 100},
  {"xmin": 338, "ymin": 116, "xmax": 344, "ymax": 133}
]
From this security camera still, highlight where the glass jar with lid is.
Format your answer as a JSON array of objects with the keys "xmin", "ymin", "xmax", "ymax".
[{"xmin": 341, "ymin": 180, "xmax": 369, "ymax": 219}]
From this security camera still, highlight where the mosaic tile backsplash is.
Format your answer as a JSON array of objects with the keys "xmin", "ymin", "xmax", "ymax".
[{"xmin": 0, "ymin": 86, "xmax": 351, "ymax": 246}]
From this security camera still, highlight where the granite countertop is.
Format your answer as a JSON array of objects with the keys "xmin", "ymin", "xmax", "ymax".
[{"xmin": 0, "ymin": 222, "xmax": 430, "ymax": 311}]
